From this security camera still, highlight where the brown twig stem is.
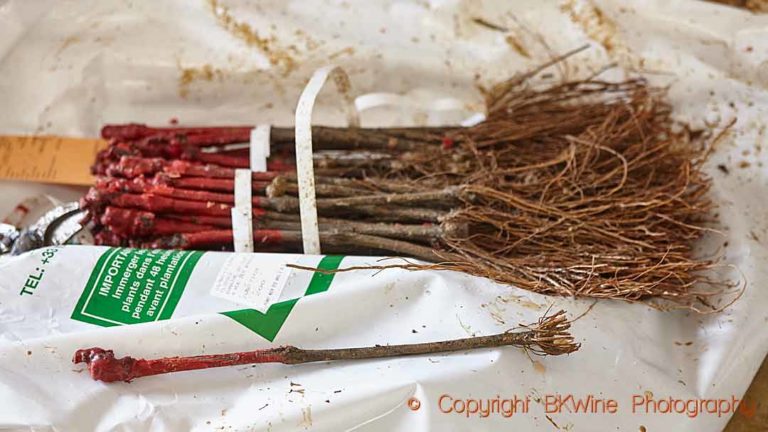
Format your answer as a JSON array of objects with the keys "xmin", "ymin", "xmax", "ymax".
[{"xmin": 73, "ymin": 310, "xmax": 578, "ymax": 382}]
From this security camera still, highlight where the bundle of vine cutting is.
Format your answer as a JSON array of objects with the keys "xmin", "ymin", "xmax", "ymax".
[{"xmin": 81, "ymin": 66, "xmax": 724, "ymax": 307}]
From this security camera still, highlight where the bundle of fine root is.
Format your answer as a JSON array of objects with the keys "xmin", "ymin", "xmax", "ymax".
[{"xmin": 415, "ymin": 76, "xmax": 722, "ymax": 305}]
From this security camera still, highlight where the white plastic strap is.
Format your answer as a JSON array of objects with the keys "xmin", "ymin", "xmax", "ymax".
[
  {"xmin": 249, "ymin": 124, "xmax": 271, "ymax": 172},
  {"xmin": 231, "ymin": 168, "xmax": 254, "ymax": 252},
  {"xmin": 461, "ymin": 112, "xmax": 486, "ymax": 127},
  {"xmin": 294, "ymin": 65, "xmax": 359, "ymax": 254},
  {"xmin": 354, "ymin": 91, "xmax": 484, "ymax": 126},
  {"xmin": 354, "ymin": 92, "xmax": 467, "ymax": 113}
]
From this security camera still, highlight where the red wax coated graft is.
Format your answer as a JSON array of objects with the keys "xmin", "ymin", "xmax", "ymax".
[
  {"xmin": 101, "ymin": 124, "xmax": 252, "ymax": 141},
  {"xmin": 97, "ymin": 177, "xmax": 235, "ymax": 203},
  {"xmin": 185, "ymin": 151, "xmax": 297, "ymax": 172},
  {"xmin": 106, "ymin": 142, "xmax": 144, "ymax": 159},
  {"xmin": 165, "ymin": 177, "xmax": 237, "ymax": 192},
  {"xmin": 101, "ymin": 124, "xmax": 156, "ymax": 140},
  {"xmin": 105, "ymin": 156, "xmax": 281, "ymax": 181},
  {"xmin": 165, "ymin": 160, "xmax": 280, "ymax": 181},
  {"xmin": 106, "ymin": 157, "xmax": 237, "ymax": 179},
  {"xmin": 110, "ymin": 193, "xmax": 233, "ymax": 216},
  {"xmin": 97, "ymin": 207, "xmax": 271, "ymax": 239},
  {"xmin": 98, "ymin": 178, "xmax": 273, "ymax": 208},
  {"xmin": 140, "ymin": 138, "xmax": 184, "ymax": 159},
  {"xmin": 107, "ymin": 156, "xmax": 168, "ymax": 178},
  {"xmin": 187, "ymin": 152, "xmax": 251, "ymax": 168},
  {"xmin": 266, "ymin": 158, "xmax": 296, "ymax": 173},
  {"xmin": 165, "ymin": 214, "xmax": 233, "ymax": 227},
  {"xmin": 165, "ymin": 207, "xmax": 266, "ymax": 227},
  {"xmin": 164, "ymin": 160, "xmax": 234, "ymax": 179},
  {"xmin": 151, "ymin": 184, "xmax": 234, "ymax": 204},
  {"xmin": 164, "ymin": 176, "xmax": 272, "ymax": 193},
  {"xmin": 73, "ymin": 347, "xmax": 286, "ymax": 382},
  {"xmin": 141, "ymin": 229, "xmax": 284, "ymax": 249},
  {"xmin": 101, "ymin": 207, "xmax": 218, "ymax": 237},
  {"xmin": 176, "ymin": 130, "xmax": 252, "ymax": 147},
  {"xmin": 100, "ymin": 207, "xmax": 154, "ymax": 237}
]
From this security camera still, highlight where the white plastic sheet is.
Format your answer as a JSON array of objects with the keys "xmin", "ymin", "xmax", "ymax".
[{"xmin": 1, "ymin": 0, "xmax": 767, "ymax": 430}]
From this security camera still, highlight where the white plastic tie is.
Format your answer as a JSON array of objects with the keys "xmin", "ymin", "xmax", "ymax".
[
  {"xmin": 294, "ymin": 65, "xmax": 359, "ymax": 254},
  {"xmin": 249, "ymin": 124, "xmax": 271, "ymax": 172},
  {"xmin": 231, "ymin": 168, "xmax": 254, "ymax": 252}
]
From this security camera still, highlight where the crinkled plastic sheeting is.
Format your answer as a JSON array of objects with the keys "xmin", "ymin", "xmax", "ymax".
[{"xmin": 0, "ymin": 0, "xmax": 767, "ymax": 430}]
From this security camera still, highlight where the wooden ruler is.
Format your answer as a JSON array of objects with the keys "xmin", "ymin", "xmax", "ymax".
[{"xmin": 0, "ymin": 135, "xmax": 107, "ymax": 186}]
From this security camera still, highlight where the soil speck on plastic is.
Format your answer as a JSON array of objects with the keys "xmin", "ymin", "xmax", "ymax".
[
  {"xmin": 300, "ymin": 406, "xmax": 312, "ymax": 428},
  {"xmin": 206, "ymin": 0, "xmax": 297, "ymax": 73},
  {"xmin": 505, "ymin": 35, "xmax": 530, "ymax": 58}
]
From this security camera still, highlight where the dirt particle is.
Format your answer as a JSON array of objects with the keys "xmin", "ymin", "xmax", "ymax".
[
  {"xmin": 55, "ymin": 35, "xmax": 81, "ymax": 57},
  {"xmin": 471, "ymin": 17, "xmax": 508, "ymax": 32},
  {"xmin": 300, "ymin": 406, "xmax": 313, "ymax": 428},
  {"xmin": 328, "ymin": 46, "xmax": 355, "ymax": 60},
  {"xmin": 207, "ymin": 0, "xmax": 296, "ymax": 74},
  {"xmin": 561, "ymin": 0, "xmax": 634, "ymax": 67},
  {"xmin": 178, "ymin": 64, "xmax": 223, "ymax": 98},
  {"xmin": 505, "ymin": 35, "xmax": 530, "ymax": 58},
  {"xmin": 545, "ymin": 414, "xmax": 560, "ymax": 429}
]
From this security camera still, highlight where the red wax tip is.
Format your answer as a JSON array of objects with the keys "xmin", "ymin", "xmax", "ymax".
[
  {"xmin": 442, "ymin": 137, "xmax": 454, "ymax": 150},
  {"xmin": 73, "ymin": 347, "xmax": 139, "ymax": 382}
]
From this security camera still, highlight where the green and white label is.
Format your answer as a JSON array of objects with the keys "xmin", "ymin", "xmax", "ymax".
[{"xmin": 71, "ymin": 248, "xmax": 203, "ymax": 326}]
